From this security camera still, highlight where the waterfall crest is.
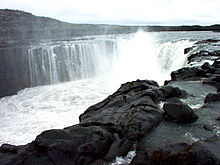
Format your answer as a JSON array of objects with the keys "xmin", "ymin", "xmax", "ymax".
[
  {"xmin": 28, "ymin": 39, "xmax": 118, "ymax": 86},
  {"xmin": 0, "ymin": 31, "xmax": 197, "ymax": 146},
  {"xmin": 27, "ymin": 32, "xmax": 194, "ymax": 87}
]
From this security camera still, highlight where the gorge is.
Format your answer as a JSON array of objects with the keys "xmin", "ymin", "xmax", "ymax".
[{"xmin": 1, "ymin": 9, "xmax": 220, "ymax": 165}]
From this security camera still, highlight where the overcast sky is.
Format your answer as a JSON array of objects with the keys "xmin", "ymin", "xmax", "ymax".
[{"xmin": 0, "ymin": 0, "xmax": 220, "ymax": 25}]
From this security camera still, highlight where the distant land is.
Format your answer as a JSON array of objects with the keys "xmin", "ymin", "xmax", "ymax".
[{"xmin": 0, "ymin": 9, "xmax": 220, "ymax": 43}]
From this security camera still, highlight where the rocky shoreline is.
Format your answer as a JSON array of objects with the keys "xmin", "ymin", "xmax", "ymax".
[
  {"xmin": 1, "ymin": 9, "xmax": 220, "ymax": 165},
  {"xmin": 0, "ymin": 9, "xmax": 220, "ymax": 98},
  {"xmin": 1, "ymin": 39, "xmax": 220, "ymax": 165}
]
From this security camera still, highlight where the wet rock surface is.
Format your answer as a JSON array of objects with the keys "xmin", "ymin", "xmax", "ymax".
[
  {"xmin": 0, "ymin": 79, "xmax": 189, "ymax": 165},
  {"xmin": 1, "ymin": 10, "xmax": 220, "ymax": 164},
  {"xmin": 163, "ymin": 98, "xmax": 198, "ymax": 123},
  {"xmin": 131, "ymin": 135, "xmax": 220, "ymax": 165},
  {"xmin": 0, "ymin": 9, "xmax": 139, "ymax": 98},
  {"xmin": 130, "ymin": 39, "xmax": 220, "ymax": 165},
  {"xmin": 2, "ymin": 60, "xmax": 220, "ymax": 165}
]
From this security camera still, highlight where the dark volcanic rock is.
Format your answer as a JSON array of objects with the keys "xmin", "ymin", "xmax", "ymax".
[
  {"xmin": 213, "ymin": 60, "xmax": 220, "ymax": 68},
  {"xmin": 184, "ymin": 47, "xmax": 194, "ymax": 54},
  {"xmin": 187, "ymin": 50, "xmax": 220, "ymax": 65},
  {"xmin": 160, "ymin": 85, "xmax": 188, "ymax": 100},
  {"xmin": 131, "ymin": 38, "xmax": 220, "ymax": 165},
  {"xmin": 0, "ymin": 9, "xmax": 139, "ymax": 98},
  {"xmin": 163, "ymin": 98, "xmax": 198, "ymax": 123},
  {"xmin": 196, "ymin": 39, "xmax": 220, "ymax": 44},
  {"xmin": 0, "ymin": 124, "xmax": 116, "ymax": 165},
  {"xmin": 131, "ymin": 135, "xmax": 220, "ymax": 165},
  {"xmin": 79, "ymin": 80, "xmax": 164, "ymax": 141},
  {"xmin": 204, "ymin": 93, "xmax": 220, "ymax": 104},
  {"xmin": 202, "ymin": 74, "xmax": 220, "ymax": 90},
  {"xmin": 0, "ymin": 47, "xmax": 30, "ymax": 97},
  {"xmin": 1, "ymin": 12, "xmax": 220, "ymax": 164},
  {"xmin": 203, "ymin": 124, "xmax": 216, "ymax": 132},
  {"xmin": 201, "ymin": 62, "xmax": 216, "ymax": 73},
  {"xmin": 171, "ymin": 67, "xmax": 207, "ymax": 81},
  {"xmin": 0, "ymin": 79, "xmax": 190, "ymax": 165}
]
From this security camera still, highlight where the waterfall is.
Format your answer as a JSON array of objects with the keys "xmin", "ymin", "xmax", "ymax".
[
  {"xmin": 0, "ymin": 31, "xmax": 197, "ymax": 146},
  {"xmin": 110, "ymin": 31, "xmax": 195, "ymax": 86},
  {"xmin": 28, "ymin": 39, "xmax": 118, "ymax": 87},
  {"xmin": 27, "ymin": 32, "xmax": 194, "ymax": 87}
]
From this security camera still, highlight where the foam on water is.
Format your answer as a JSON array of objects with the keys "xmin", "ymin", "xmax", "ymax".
[
  {"xmin": 0, "ymin": 78, "xmax": 112, "ymax": 145},
  {"xmin": 111, "ymin": 151, "xmax": 136, "ymax": 165},
  {"xmin": 110, "ymin": 31, "xmax": 194, "ymax": 86},
  {"xmin": 0, "ymin": 31, "xmax": 196, "ymax": 146}
]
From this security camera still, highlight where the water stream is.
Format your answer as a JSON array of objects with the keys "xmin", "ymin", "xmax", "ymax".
[{"xmin": 2, "ymin": 31, "xmax": 217, "ymax": 146}]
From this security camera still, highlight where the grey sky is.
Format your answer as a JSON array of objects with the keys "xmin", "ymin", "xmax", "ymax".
[{"xmin": 0, "ymin": 0, "xmax": 219, "ymax": 25}]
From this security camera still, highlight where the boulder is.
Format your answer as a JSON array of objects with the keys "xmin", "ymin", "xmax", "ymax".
[
  {"xmin": 171, "ymin": 67, "xmax": 206, "ymax": 81},
  {"xmin": 131, "ymin": 135, "xmax": 220, "ymax": 165},
  {"xmin": 213, "ymin": 60, "xmax": 220, "ymax": 68},
  {"xmin": 0, "ymin": 124, "xmax": 116, "ymax": 165},
  {"xmin": 201, "ymin": 62, "xmax": 216, "ymax": 73},
  {"xmin": 202, "ymin": 75, "xmax": 220, "ymax": 90},
  {"xmin": 163, "ymin": 98, "xmax": 198, "ymax": 123},
  {"xmin": 195, "ymin": 39, "xmax": 220, "ymax": 44},
  {"xmin": 160, "ymin": 85, "xmax": 188, "ymax": 100},
  {"xmin": 204, "ymin": 93, "xmax": 220, "ymax": 104},
  {"xmin": 0, "ymin": 79, "xmax": 169, "ymax": 165},
  {"xmin": 203, "ymin": 124, "xmax": 216, "ymax": 132},
  {"xmin": 184, "ymin": 47, "xmax": 193, "ymax": 54}
]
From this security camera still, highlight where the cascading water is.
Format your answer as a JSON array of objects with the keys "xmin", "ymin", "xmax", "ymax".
[
  {"xmin": 109, "ymin": 31, "xmax": 195, "ymax": 88},
  {"xmin": 27, "ymin": 31, "xmax": 194, "ymax": 88},
  {"xmin": 28, "ymin": 39, "xmax": 118, "ymax": 86},
  {"xmin": 0, "ymin": 31, "xmax": 196, "ymax": 146}
]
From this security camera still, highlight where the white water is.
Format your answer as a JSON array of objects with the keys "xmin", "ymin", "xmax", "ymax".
[
  {"xmin": 110, "ymin": 32, "xmax": 194, "ymax": 86},
  {"xmin": 0, "ymin": 31, "xmax": 195, "ymax": 145}
]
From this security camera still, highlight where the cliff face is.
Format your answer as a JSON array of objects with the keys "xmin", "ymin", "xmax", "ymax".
[
  {"xmin": 0, "ymin": 9, "xmax": 220, "ymax": 42},
  {"xmin": 0, "ymin": 9, "xmax": 137, "ymax": 43},
  {"xmin": 0, "ymin": 9, "xmax": 219, "ymax": 98},
  {"xmin": 0, "ymin": 9, "xmax": 137, "ymax": 97},
  {"xmin": 1, "ymin": 40, "xmax": 220, "ymax": 165},
  {"xmin": 0, "ymin": 9, "xmax": 72, "ymax": 41},
  {"xmin": 0, "ymin": 47, "xmax": 30, "ymax": 97}
]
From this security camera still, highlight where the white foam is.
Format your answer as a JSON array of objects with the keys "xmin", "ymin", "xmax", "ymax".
[
  {"xmin": 0, "ymin": 79, "xmax": 112, "ymax": 145},
  {"xmin": 111, "ymin": 150, "xmax": 136, "ymax": 165},
  {"xmin": 0, "ymin": 31, "xmax": 195, "ymax": 145}
]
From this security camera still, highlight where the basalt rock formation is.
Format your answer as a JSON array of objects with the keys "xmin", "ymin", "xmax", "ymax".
[
  {"xmin": 1, "ymin": 9, "xmax": 220, "ymax": 165},
  {"xmin": 0, "ymin": 9, "xmax": 138, "ymax": 98},
  {"xmin": 131, "ymin": 39, "xmax": 220, "ymax": 164},
  {"xmin": 0, "ymin": 79, "xmax": 189, "ymax": 165},
  {"xmin": 2, "ymin": 38, "xmax": 220, "ymax": 164},
  {"xmin": 0, "ymin": 9, "xmax": 220, "ymax": 98}
]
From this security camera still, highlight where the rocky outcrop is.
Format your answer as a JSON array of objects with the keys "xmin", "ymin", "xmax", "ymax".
[
  {"xmin": 0, "ymin": 47, "xmax": 30, "ymax": 97},
  {"xmin": 130, "ymin": 38, "xmax": 220, "ymax": 165},
  {"xmin": 204, "ymin": 93, "xmax": 220, "ymax": 104},
  {"xmin": 171, "ymin": 59, "xmax": 220, "ymax": 83},
  {"xmin": 131, "ymin": 135, "xmax": 220, "ymax": 165},
  {"xmin": 187, "ymin": 50, "xmax": 220, "ymax": 64},
  {"xmin": 171, "ymin": 67, "xmax": 207, "ymax": 81},
  {"xmin": 0, "ymin": 9, "xmax": 138, "ymax": 42},
  {"xmin": 1, "ymin": 9, "xmax": 220, "ymax": 164},
  {"xmin": 0, "ymin": 9, "xmax": 140, "ymax": 97},
  {"xmin": 0, "ymin": 9, "xmax": 220, "ymax": 98},
  {"xmin": 163, "ymin": 98, "xmax": 198, "ymax": 123},
  {"xmin": 0, "ymin": 79, "xmax": 191, "ymax": 165}
]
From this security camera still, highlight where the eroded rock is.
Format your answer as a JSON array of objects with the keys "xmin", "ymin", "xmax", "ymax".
[
  {"xmin": 163, "ymin": 98, "xmax": 198, "ymax": 123},
  {"xmin": 131, "ymin": 135, "xmax": 220, "ymax": 165}
]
